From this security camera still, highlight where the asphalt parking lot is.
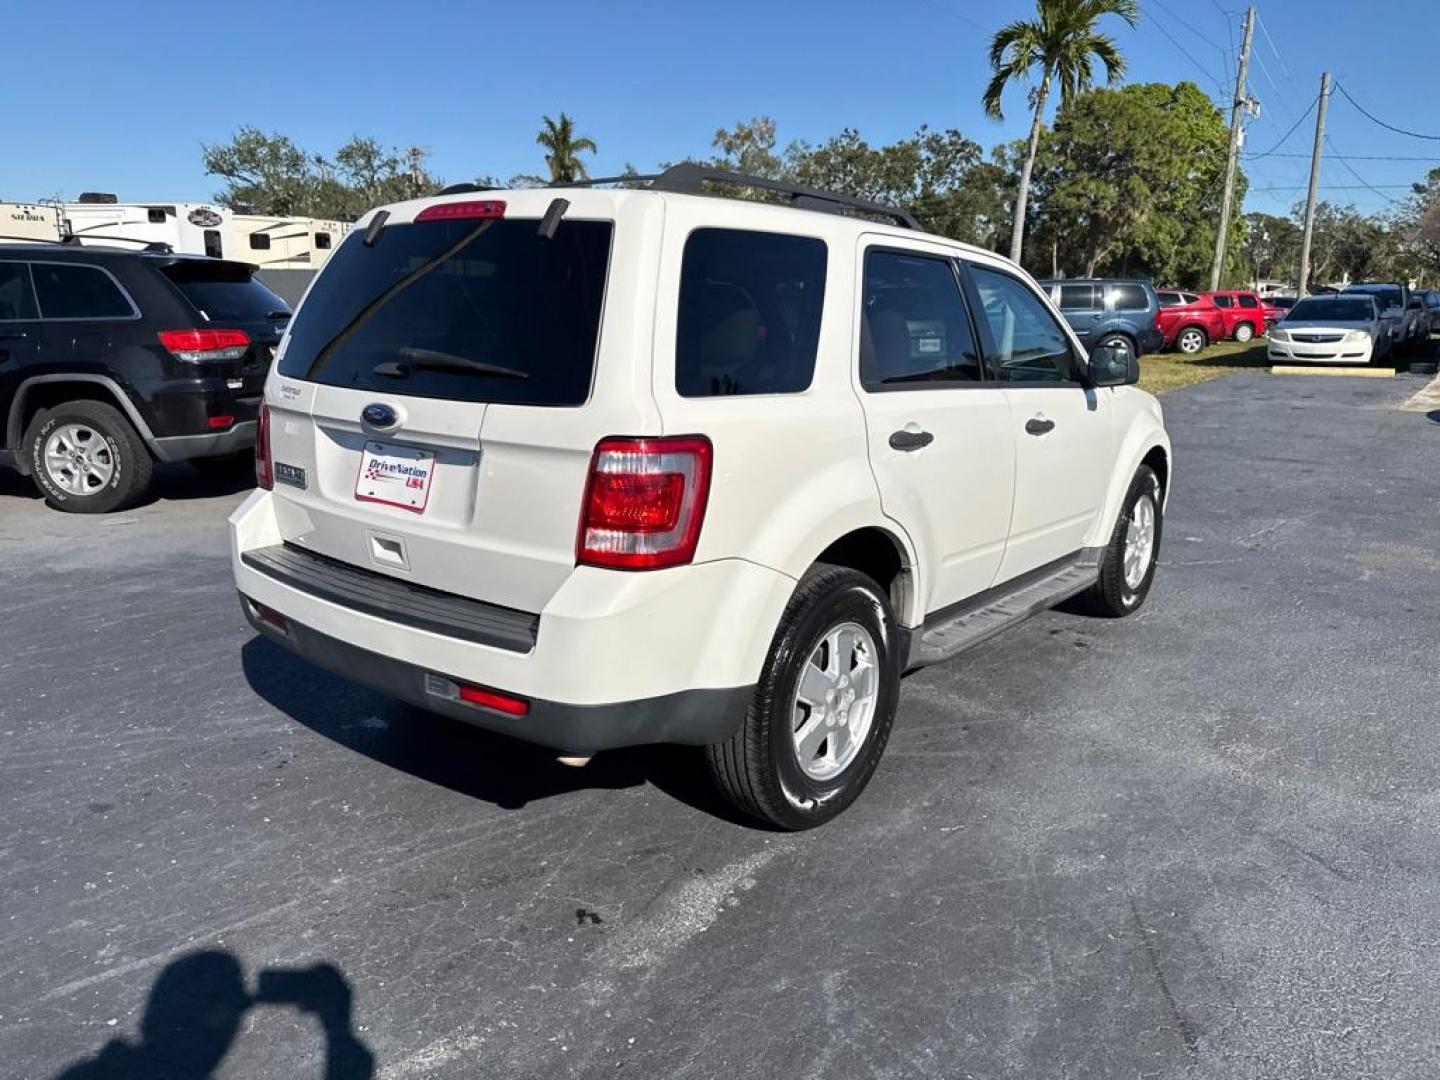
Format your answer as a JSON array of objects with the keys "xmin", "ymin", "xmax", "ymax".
[{"xmin": 3, "ymin": 371, "xmax": 1439, "ymax": 1080}]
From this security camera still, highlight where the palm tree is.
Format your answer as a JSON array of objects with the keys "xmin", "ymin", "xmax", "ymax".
[
  {"xmin": 536, "ymin": 113, "xmax": 598, "ymax": 184},
  {"xmin": 984, "ymin": 0, "xmax": 1138, "ymax": 264}
]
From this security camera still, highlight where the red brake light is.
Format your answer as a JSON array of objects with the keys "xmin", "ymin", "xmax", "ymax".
[
  {"xmin": 255, "ymin": 402, "xmax": 273, "ymax": 490},
  {"xmin": 158, "ymin": 328, "xmax": 251, "ymax": 362},
  {"xmin": 414, "ymin": 200, "xmax": 507, "ymax": 223},
  {"xmin": 578, "ymin": 436, "xmax": 712, "ymax": 570}
]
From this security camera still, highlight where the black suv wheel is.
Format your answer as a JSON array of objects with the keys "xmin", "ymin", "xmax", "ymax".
[
  {"xmin": 707, "ymin": 564, "xmax": 901, "ymax": 829},
  {"xmin": 25, "ymin": 401, "xmax": 154, "ymax": 513}
]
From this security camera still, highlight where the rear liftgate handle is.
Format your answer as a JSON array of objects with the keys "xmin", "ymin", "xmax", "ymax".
[{"xmin": 889, "ymin": 429, "xmax": 934, "ymax": 452}]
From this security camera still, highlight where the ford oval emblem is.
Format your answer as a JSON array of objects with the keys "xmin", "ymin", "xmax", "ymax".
[{"xmin": 362, "ymin": 403, "xmax": 398, "ymax": 428}]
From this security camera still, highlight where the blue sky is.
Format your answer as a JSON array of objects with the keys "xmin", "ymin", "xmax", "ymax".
[{"xmin": 1, "ymin": 0, "xmax": 1433, "ymax": 218}]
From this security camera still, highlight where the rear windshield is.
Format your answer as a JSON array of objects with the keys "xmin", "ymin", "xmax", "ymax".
[
  {"xmin": 162, "ymin": 262, "xmax": 290, "ymax": 322},
  {"xmin": 278, "ymin": 217, "xmax": 612, "ymax": 406},
  {"xmin": 1288, "ymin": 297, "xmax": 1374, "ymax": 321},
  {"xmin": 1344, "ymin": 285, "xmax": 1401, "ymax": 309}
]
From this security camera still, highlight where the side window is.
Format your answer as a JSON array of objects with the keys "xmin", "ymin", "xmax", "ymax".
[
  {"xmin": 1157, "ymin": 292, "xmax": 1181, "ymax": 308},
  {"xmin": 968, "ymin": 264, "xmax": 1076, "ymax": 383},
  {"xmin": 1183, "ymin": 293, "xmax": 1201, "ymax": 304},
  {"xmin": 249, "ymin": 233, "xmax": 272, "ymax": 250},
  {"xmin": 859, "ymin": 249, "xmax": 982, "ymax": 389},
  {"xmin": 1238, "ymin": 294, "xmax": 1259, "ymax": 309},
  {"xmin": 1057, "ymin": 284, "xmax": 1098, "ymax": 310},
  {"xmin": 0, "ymin": 263, "xmax": 38, "ymax": 320},
  {"xmin": 1212, "ymin": 294, "xmax": 1233, "ymax": 308},
  {"xmin": 315, "ymin": 232, "xmax": 332, "ymax": 249},
  {"xmin": 676, "ymin": 228, "xmax": 827, "ymax": 397},
  {"xmin": 31, "ymin": 264, "xmax": 134, "ymax": 319},
  {"xmin": 1112, "ymin": 284, "xmax": 1149, "ymax": 311}
]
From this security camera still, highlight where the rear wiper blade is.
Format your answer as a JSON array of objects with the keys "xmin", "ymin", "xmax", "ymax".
[{"xmin": 374, "ymin": 348, "xmax": 529, "ymax": 380}]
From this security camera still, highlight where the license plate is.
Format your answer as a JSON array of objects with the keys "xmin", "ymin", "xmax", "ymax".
[{"xmin": 355, "ymin": 441, "xmax": 435, "ymax": 513}]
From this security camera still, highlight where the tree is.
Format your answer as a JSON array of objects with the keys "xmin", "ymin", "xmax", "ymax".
[
  {"xmin": 202, "ymin": 128, "xmax": 319, "ymax": 217},
  {"xmin": 983, "ymin": 0, "xmax": 1137, "ymax": 264},
  {"xmin": 708, "ymin": 117, "xmax": 786, "ymax": 178},
  {"xmin": 536, "ymin": 113, "xmax": 598, "ymax": 184},
  {"xmin": 203, "ymin": 129, "xmax": 441, "ymax": 219},
  {"xmin": 1243, "ymin": 212, "xmax": 1301, "ymax": 286},
  {"xmin": 1027, "ymin": 81, "xmax": 1234, "ymax": 284},
  {"xmin": 788, "ymin": 126, "xmax": 1010, "ymax": 246}
]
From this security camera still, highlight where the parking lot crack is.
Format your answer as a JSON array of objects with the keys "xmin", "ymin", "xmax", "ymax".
[{"xmin": 1127, "ymin": 897, "xmax": 1201, "ymax": 1058}]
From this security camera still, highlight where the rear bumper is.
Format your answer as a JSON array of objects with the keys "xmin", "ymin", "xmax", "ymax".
[
  {"xmin": 230, "ymin": 489, "xmax": 793, "ymax": 751},
  {"xmin": 1139, "ymin": 326, "xmax": 1165, "ymax": 355},
  {"xmin": 240, "ymin": 595, "xmax": 752, "ymax": 752},
  {"xmin": 152, "ymin": 421, "xmax": 257, "ymax": 462}
]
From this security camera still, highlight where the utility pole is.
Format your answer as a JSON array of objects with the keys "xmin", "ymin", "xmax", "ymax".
[
  {"xmin": 1209, "ymin": 5, "xmax": 1256, "ymax": 292},
  {"xmin": 1296, "ymin": 72, "xmax": 1332, "ymax": 298}
]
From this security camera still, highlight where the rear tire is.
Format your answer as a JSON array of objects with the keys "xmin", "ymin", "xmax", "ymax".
[
  {"xmin": 1078, "ymin": 465, "xmax": 1163, "ymax": 618},
  {"xmin": 25, "ymin": 401, "xmax": 153, "ymax": 514},
  {"xmin": 1176, "ymin": 327, "xmax": 1207, "ymax": 355},
  {"xmin": 706, "ymin": 564, "xmax": 901, "ymax": 830},
  {"xmin": 1233, "ymin": 322, "xmax": 1255, "ymax": 343},
  {"xmin": 1097, "ymin": 332, "xmax": 1136, "ymax": 355}
]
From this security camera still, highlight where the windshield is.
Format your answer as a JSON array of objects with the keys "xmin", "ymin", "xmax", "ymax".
[
  {"xmin": 1288, "ymin": 298, "xmax": 1375, "ymax": 321},
  {"xmin": 1344, "ymin": 286, "xmax": 1401, "ymax": 310},
  {"xmin": 278, "ymin": 217, "xmax": 612, "ymax": 406},
  {"xmin": 162, "ymin": 262, "xmax": 290, "ymax": 322}
]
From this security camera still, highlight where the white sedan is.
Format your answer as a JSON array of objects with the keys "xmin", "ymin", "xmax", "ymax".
[{"xmin": 1268, "ymin": 295, "xmax": 1387, "ymax": 364}]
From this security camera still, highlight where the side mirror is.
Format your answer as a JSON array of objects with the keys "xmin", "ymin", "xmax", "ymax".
[{"xmin": 1087, "ymin": 340, "xmax": 1139, "ymax": 387}]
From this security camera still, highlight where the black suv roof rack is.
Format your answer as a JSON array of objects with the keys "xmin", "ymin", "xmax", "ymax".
[{"xmin": 434, "ymin": 166, "xmax": 921, "ymax": 230}]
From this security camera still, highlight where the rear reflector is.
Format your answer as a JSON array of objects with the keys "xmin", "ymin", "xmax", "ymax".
[
  {"xmin": 577, "ymin": 436, "xmax": 712, "ymax": 570},
  {"xmin": 255, "ymin": 402, "xmax": 273, "ymax": 490},
  {"xmin": 414, "ymin": 200, "xmax": 506, "ymax": 223},
  {"xmin": 250, "ymin": 599, "xmax": 288, "ymax": 633},
  {"xmin": 158, "ymin": 328, "xmax": 250, "ymax": 362},
  {"xmin": 207, "ymin": 415, "xmax": 235, "ymax": 430},
  {"xmin": 424, "ymin": 672, "xmax": 530, "ymax": 716},
  {"xmin": 457, "ymin": 684, "xmax": 530, "ymax": 716}
]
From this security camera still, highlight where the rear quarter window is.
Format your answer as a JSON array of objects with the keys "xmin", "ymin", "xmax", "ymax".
[
  {"xmin": 31, "ymin": 263, "xmax": 135, "ymax": 319},
  {"xmin": 1111, "ymin": 283, "xmax": 1150, "ymax": 311},
  {"xmin": 676, "ymin": 228, "xmax": 827, "ymax": 397},
  {"xmin": 279, "ymin": 218, "xmax": 613, "ymax": 407}
]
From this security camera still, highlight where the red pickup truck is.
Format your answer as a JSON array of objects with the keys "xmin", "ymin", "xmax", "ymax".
[
  {"xmin": 1202, "ymin": 290, "xmax": 1277, "ymax": 342},
  {"xmin": 1157, "ymin": 290, "xmax": 1227, "ymax": 354}
]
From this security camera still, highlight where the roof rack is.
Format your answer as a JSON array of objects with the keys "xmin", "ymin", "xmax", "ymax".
[
  {"xmin": 644, "ymin": 164, "xmax": 921, "ymax": 230},
  {"xmin": 429, "ymin": 167, "xmax": 921, "ymax": 230}
]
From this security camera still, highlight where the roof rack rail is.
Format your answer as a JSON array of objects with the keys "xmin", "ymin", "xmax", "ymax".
[
  {"xmin": 537, "ymin": 165, "xmax": 921, "ymax": 230},
  {"xmin": 649, "ymin": 164, "xmax": 921, "ymax": 230}
]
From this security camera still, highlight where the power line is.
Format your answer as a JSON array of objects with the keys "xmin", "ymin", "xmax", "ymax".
[
  {"xmin": 1256, "ymin": 13, "xmax": 1292, "ymax": 80},
  {"xmin": 1244, "ymin": 94, "xmax": 1317, "ymax": 159},
  {"xmin": 1335, "ymin": 81, "xmax": 1440, "ymax": 142},
  {"xmin": 1325, "ymin": 136, "xmax": 1409, "ymax": 205},
  {"xmin": 1247, "ymin": 152, "xmax": 1439, "ymax": 162},
  {"xmin": 1146, "ymin": 0, "xmax": 1229, "ymax": 56},
  {"xmin": 1143, "ymin": 5, "xmax": 1231, "ymax": 101},
  {"xmin": 1249, "ymin": 182, "xmax": 1412, "ymax": 192}
]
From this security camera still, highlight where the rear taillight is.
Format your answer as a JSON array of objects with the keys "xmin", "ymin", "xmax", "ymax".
[
  {"xmin": 158, "ymin": 328, "xmax": 251, "ymax": 362},
  {"xmin": 255, "ymin": 403, "xmax": 273, "ymax": 490},
  {"xmin": 414, "ymin": 200, "xmax": 506, "ymax": 222},
  {"xmin": 577, "ymin": 436, "xmax": 712, "ymax": 570}
]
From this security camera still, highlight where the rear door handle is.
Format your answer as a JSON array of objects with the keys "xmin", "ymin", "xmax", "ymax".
[
  {"xmin": 1025, "ymin": 416, "xmax": 1056, "ymax": 436},
  {"xmin": 889, "ymin": 429, "xmax": 934, "ymax": 451}
]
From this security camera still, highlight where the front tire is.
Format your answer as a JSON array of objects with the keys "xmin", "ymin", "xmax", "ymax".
[
  {"xmin": 706, "ymin": 564, "xmax": 901, "ymax": 830},
  {"xmin": 1233, "ymin": 322, "xmax": 1256, "ymax": 343},
  {"xmin": 25, "ymin": 401, "xmax": 153, "ymax": 514},
  {"xmin": 1176, "ymin": 327, "xmax": 1207, "ymax": 355},
  {"xmin": 1079, "ymin": 465, "xmax": 1163, "ymax": 618}
]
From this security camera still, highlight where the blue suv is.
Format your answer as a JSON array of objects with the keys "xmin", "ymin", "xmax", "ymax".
[{"xmin": 1037, "ymin": 278, "xmax": 1164, "ymax": 356}]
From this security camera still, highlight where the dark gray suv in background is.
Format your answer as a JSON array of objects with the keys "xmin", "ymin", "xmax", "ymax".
[{"xmin": 1037, "ymin": 278, "xmax": 1164, "ymax": 357}]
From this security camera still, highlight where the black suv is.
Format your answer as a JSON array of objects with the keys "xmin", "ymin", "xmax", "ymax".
[{"xmin": 0, "ymin": 245, "xmax": 289, "ymax": 512}]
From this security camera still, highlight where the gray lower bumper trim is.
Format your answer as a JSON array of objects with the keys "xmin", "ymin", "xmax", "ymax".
[
  {"xmin": 151, "ymin": 422, "xmax": 257, "ymax": 463},
  {"xmin": 240, "ymin": 594, "xmax": 751, "ymax": 752},
  {"xmin": 242, "ymin": 543, "xmax": 538, "ymax": 653}
]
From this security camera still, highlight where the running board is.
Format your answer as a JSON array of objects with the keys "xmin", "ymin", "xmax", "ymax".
[{"xmin": 908, "ymin": 550, "xmax": 1102, "ymax": 669}]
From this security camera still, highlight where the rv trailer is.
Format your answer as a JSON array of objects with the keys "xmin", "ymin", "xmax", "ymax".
[
  {"xmin": 0, "ymin": 202, "xmax": 63, "ymax": 244},
  {"xmin": 61, "ymin": 201, "xmax": 233, "ymax": 257},
  {"xmin": 229, "ymin": 215, "xmax": 348, "ymax": 270}
]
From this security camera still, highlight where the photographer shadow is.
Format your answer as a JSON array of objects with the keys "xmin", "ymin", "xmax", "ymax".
[{"xmin": 54, "ymin": 950, "xmax": 372, "ymax": 1080}]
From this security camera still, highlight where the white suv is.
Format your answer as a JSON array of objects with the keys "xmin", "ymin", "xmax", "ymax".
[{"xmin": 230, "ymin": 166, "xmax": 1171, "ymax": 829}]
